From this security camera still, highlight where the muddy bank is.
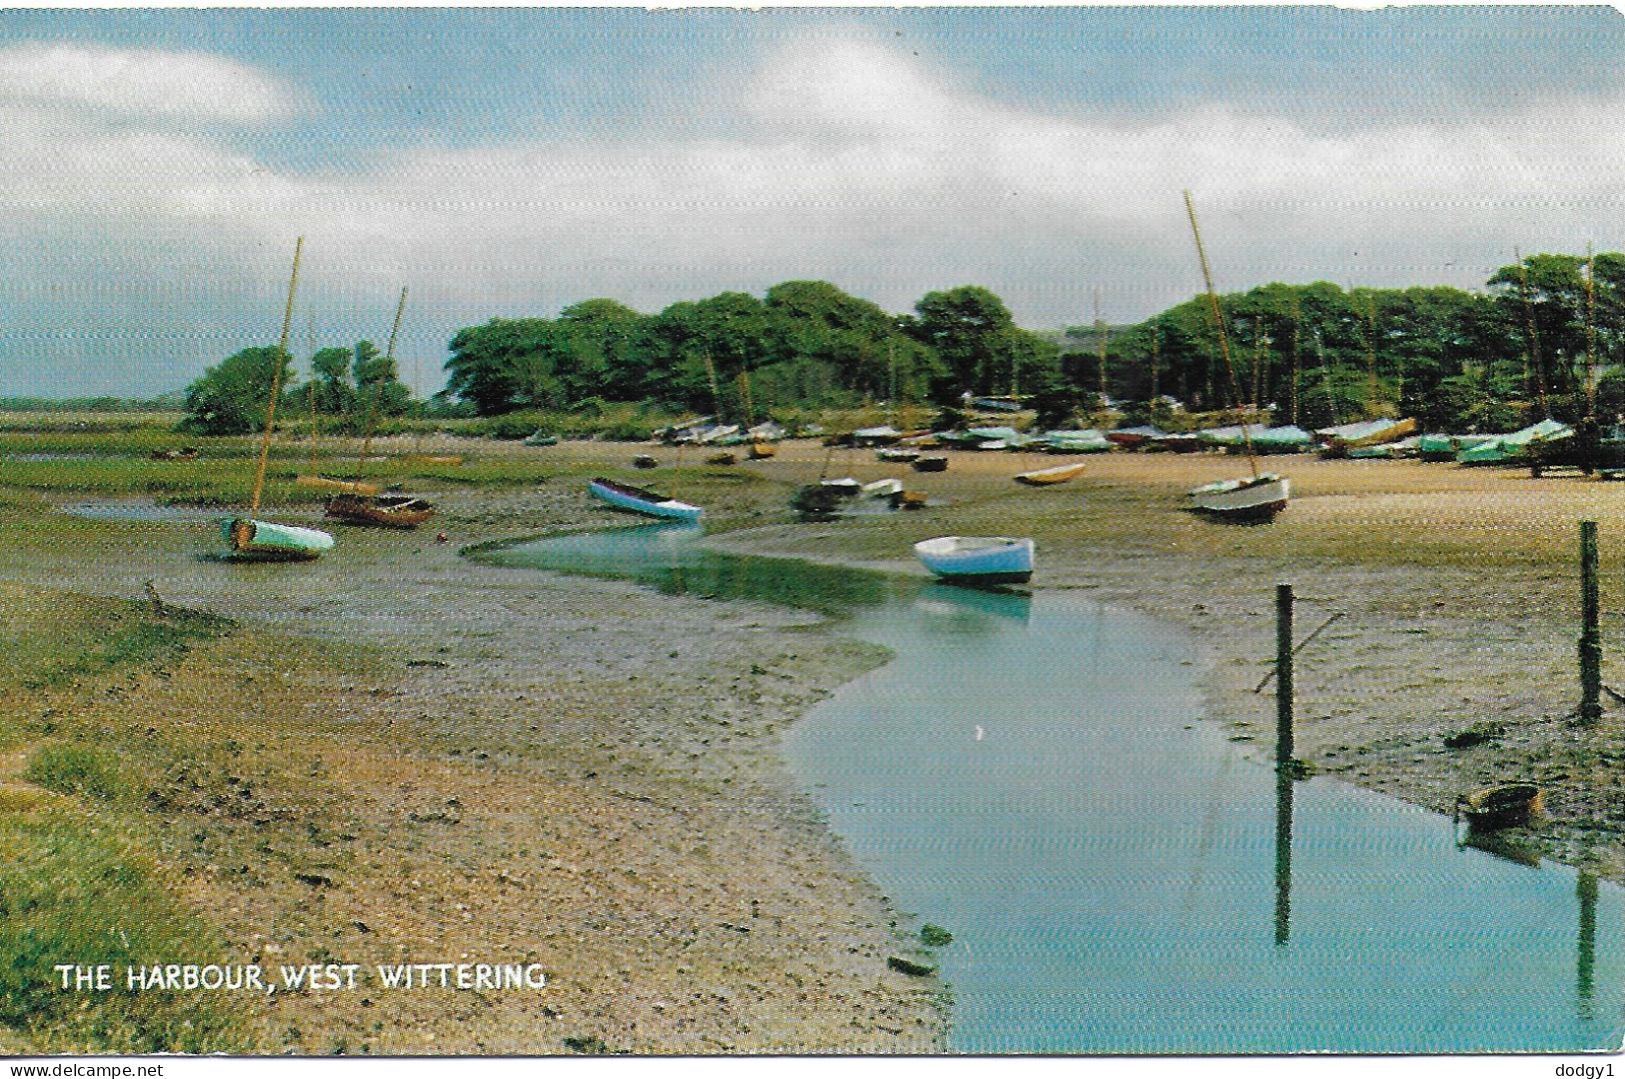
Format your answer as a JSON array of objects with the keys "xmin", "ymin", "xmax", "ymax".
[{"xmin": 0, "ymin": 482, "xmax": 946, "ymax": 1054}]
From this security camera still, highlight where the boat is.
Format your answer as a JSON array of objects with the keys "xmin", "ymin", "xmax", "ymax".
[
  {"xmin": 877, "ymin": 447, "xmax": 921, "ymax": 463},
  {"xmin": 1454, "ymin": 783, "xmax": 1543, "ymax": 832},
  {"xmin": 861, "ymin": 478, "xmax": 904, "ymax": 499},
  {"xmin": 324, "ymin": 492, "xmax": 435, "ymax": 529},
  {"xmin": 588, "ymin": 477, "xmax": 703, "ymax": 521},
  {"xmin": 524, "ymin": 430, "xmax": 559, "ymax": 447},
  {"xmin": 819, "ymin": 477, "xmax": 862, "ymax": 497},
  {"xmin": 1106, "ymin": 425, "xmax": 1165, "ymax": 449},
  {"xmin": 150, "ymin": 447, "xmax": 200, "ymax": 461},
  {"xmin": 294, "ymin": 474, "xmax": 382, "ymax": 496},
  {"xmin": 706, "ymin": 451, "xmax": 737, "ymax": 466},
  {"xmin": 632, "ymin": 455, "xmax": 659, "ymax": 469},
  {"xmin": 1317, "ymin": 417, "xmax": 1417, "ymax": 456},
  {"xmin": 223, "ymin": 237, "xmax": 336, "ymax": 562},
  {"xmin": 913, "ymin": 536, "xmax": 1035, "ymax": 586},
  {"xmin": 789, "ymin": 483, "xmax": 845, "ymax": 520},
  {"xmin": 747, "ymin": 440, "xmax": 776, "ymax": 460},
  {"xmin": 912, "ymin": 455, "xmax": 949, "ymax": 473},
  {"xmin": 323, "ymin": 287, "xmax": 434, "ymax": 531},
  {"xmin": 222, "ymin": 517, "xmax": 335, "ymax": 561},
  {"xmin": 896, "ymin": 490, "xmax": 928, "ymax": 510},
  {"xmin": 1182, "ymin": 191, "xmax": 1290, "ymax": 522},
  {"xmin": 1457, "ymin": 418, "xmax": 1571, "ymax": 465},
  {"xmin": 1044, "ymin": 429, "xmax": 1113, "ymax": 454},
  {"xmin": 1188, "ymin": 473, "xmax": 1291, "ymax": 520},
  {"xmin": 1015, "ymin": 462, "xmax": 1087, "ymax": 486}
]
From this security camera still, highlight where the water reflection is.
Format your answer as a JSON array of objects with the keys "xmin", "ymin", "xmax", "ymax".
[
  {"xmin": 479, "ymin": 520, "xmax": 1625, "ymax": 1053},
  {"xmin": 1274, "ymin": 768, "xmax": 1294, "ymax": 947},
  {"xmin": 1579, "ymin": 871, "xmax": 1598, "ymax": 1021}
]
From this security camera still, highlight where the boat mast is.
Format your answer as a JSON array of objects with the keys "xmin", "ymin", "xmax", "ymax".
[
  {"xmin": 1183, "ymin": 191, "xmax": 1259, "ymax": 476},
  {"xmin": 355, "ymin": 286, "xmax": 407, "ymax": 486},
  {"xmin": 1585, "ymin": 245, "xmax": 1598, "ymax": 417},
  {"xmin": 1094, "ymin": 288, "xmax": 1107, "ymax": 409},
  {"xmin": 250, "ymin": 236, "xmax": 303, "ymax": 514},
  {"xmin": 1516, "ymin": 249, "xmax": 1550, "ymax": 418},
  {"xmin": 702, "ymin": 347, "xmax": 724, "ymax": 424},
  {"xmin": 1288, "ymin": 294, "xmax": 1301, "ymax": 427}
]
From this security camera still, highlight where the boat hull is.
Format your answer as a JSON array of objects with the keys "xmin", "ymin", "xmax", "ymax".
[
  {"xmin": 912, "ymin": 456, "xmax": 949, "ymax": 472},
  {"xmin": 1188, "ymin": 475, "xmax": 1290, "ymax": 520},
  {"xmin": 221, "ymin": 517, "xmax": 335, "ymax": 561},
  {"xmin": 324, "ymin": 494, "xmax": 435, "ymax": 529},
  {"xmin": 1015, "ymin": 463, "xmax": 1087, "ymax": 486},
  {"xmin": 1456, "ymin": 784, "xmax": 1543, "ymax": 832},
  {"xmin": 913, "ymin": 536, "xmax": 1034, "ymax": 585},
  {"xmin": 588, "ymin": 478, "xmax": 704, "ymax": 521}
]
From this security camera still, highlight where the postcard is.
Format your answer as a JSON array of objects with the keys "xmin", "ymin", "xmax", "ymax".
[{"xmin": 0, "ymin": 6, "xmax": 1619, "ymax": 1065}]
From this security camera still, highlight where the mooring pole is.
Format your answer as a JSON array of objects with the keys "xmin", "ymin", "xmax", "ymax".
[
  {"xmin": 1276, "ymin": 583, "xmax": 1295, "ymax": 763},
  {"xmin": 1579, "ymin": 520, "xmax": 1602, "ymax": 725}
]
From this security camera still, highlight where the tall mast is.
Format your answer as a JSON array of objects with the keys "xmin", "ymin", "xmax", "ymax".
[
  {"xmin": 1516, "ymin": 249, "xmax": 1549, "ymax": 418},
  {"xmin": 1288, "ymin": 294, "xmax": 1301, "ymax": 427},
  {"xmin": 1585, "ymin": 245, "xmax": 1598, "ymax": 416},
  {"xmin": 250, "ymin": 236, "xmax": 302, "ymax": 514},
  {"xmin": 702, "ymin": 348, "xmax": 723, "ymax": 422},
  {"xmin": 1183, "ymin": 191, "xmax": 1259, "ymax": 476},
  {"xmin": 1094, "ymin": 287, "xmax": 1107, "ymax": 407},
  {"xmin": 355, "ymin": 286, "xmax": 407, "ymax": 485}
]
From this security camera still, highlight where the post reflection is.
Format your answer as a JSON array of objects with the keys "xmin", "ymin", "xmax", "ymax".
[
  {"xmin": 1274, "ymin": 767, "xmax": 1294, "ymax": 947},
  {"xmin": 1577, "ymin": 870, "xmax": 1597, "ymax": 1022}
]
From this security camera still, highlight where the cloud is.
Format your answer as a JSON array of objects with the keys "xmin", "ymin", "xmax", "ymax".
[
  {"xmin": 10, "ymin": 31, "xmax": 1625, "ymax": 395},
  {"xmin": 0, "ymin": 42, "xmax": 302, "ymax": 125}
]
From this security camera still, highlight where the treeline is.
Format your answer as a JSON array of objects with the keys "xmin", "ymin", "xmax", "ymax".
[
  {"xmin": 1094, "ymin": 252, "xmax": 1625, "ymax": 432},
  {"xmin": 181, "ymin": 341, "xmax": 416, "ymax": 435},
  {"xmin": 442, "ymin": 283, "xmax": 1071, "ymax": 425},
  {"xmin": 180, "ymin": 251, "xmax": 1625, "ymax": 437}
]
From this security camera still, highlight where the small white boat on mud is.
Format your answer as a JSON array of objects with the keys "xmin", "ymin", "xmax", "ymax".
[
  {"xmin": 913, "ymin": 535, "xmax": 1035, "ymax": 586},
  {"xmin": 861, "ymin": 478, "xmax": 905, "ymax": 499},
  {"xmin": 588, "ymin": 477, "xmax": 704, "ymax": 521},
  {"xmin": 1187, "ymin": 473, "xmax": 1290, "ymax": 520}
]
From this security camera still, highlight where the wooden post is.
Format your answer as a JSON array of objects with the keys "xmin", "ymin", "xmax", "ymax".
[
  {"xmin": 1276, "ymin": 583, "xmax": 1295, "ymax": 763},
  {"xmin": 1579, "ymin": 520, "xmax": 1601, "ymax": 725}
]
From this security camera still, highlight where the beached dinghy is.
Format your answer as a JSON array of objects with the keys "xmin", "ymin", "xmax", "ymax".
[
  {"xmin": 1188, "ymin": 473, "xmax": 1290, "ymax": 520},
  {"xmin": 1182, "ymin": 192, "xmax": 1291, "ymax": 523},
  {"xmin": 588, "ymin": 477, "xmax": 704, "ymax": 521},
  {"xmin": 324, "ymin": 492, "xmax": 436, "ymax": 529},
  {"xmin": 861, "ymin": 478, "xmax": 905, "ymax": 499},
  {"xmin": 223, "ymin": 237, "xmax": 336, "ymax": 562},
  {"xmin": 222, "ymin": 518, "xmax": 335, "ymax": 561},
  {"xmin": 1015, "ymin": 462, "xmax": 1087, "ymax": 486},
  {"xmin": 913, "ymin": 536, "xmax": 1034, "ymax": 586},
  {"xmin": 1454, "ymin": 783, "xmax": 1543, "ymax": 832}
]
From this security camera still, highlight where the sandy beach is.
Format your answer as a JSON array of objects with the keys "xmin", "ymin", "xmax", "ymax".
[{"xmin": 2, "ymin": 436, "xmax": 1622, "ymax": 1052}]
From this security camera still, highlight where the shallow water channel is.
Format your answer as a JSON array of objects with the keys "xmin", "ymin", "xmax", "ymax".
[{"xmin": 481, "ymin": 522, "xmax": 1624, "ymax": 1054}]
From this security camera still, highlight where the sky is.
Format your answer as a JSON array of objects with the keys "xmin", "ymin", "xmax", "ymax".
[{"xmin": 4, "ymin": 6, "xmax": 1625, "ymax": 398}]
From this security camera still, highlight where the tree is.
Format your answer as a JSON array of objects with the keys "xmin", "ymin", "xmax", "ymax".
[
  {"xmin": 310, "ymin": 346, "xmax": 356, "ymax": 415},
  {"xmin": 911, "ymin": 286, "xmax": 1017, "ymax": 402},
  {"xmin": 181, "ymin": 346, "xmax": 292, "ymax": 435}
]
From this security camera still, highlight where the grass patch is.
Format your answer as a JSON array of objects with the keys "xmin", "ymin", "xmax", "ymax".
[
  {"xmin": 0, "ymin": 809, "xmax": 252, "ymax": 1053},
  {"xmin": 25, "ymin": 743, "xmax": 121, "ymax": 800},
  {"xmin": 0, "ymin": 587, "xmax": 226, "ymax": 693}
]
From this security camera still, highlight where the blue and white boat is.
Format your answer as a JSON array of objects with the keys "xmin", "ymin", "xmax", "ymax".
[
  {"xmin": 588, "ymin": 477, "xmax": 704, "ymax": 521},
  {"xmin": 912, "ymin": 535, "xmax": 1034, "ymax": 586}
]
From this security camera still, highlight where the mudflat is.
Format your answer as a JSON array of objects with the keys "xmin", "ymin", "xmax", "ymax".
[{"xmin": 2, "ymin": 437, "xmax": 1622, "ymax": 1052}]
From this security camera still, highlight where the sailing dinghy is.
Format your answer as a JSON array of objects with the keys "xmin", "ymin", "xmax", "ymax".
[
  {"xmin": 1181, "ymin": 191, "xmax": 1290, "ymax": 522},
  {"xmin": 223, "ymin": 237, "xmax": 336, "ymax": 562}
]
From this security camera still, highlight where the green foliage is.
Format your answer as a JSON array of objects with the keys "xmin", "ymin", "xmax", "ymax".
[
  {"xmin": 180, "ymin": 346, "xmax": 291, "ymax": 435},
  {"xmin": 25, "ymin": 743, "xmax": 120, "ymax": 800}
]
